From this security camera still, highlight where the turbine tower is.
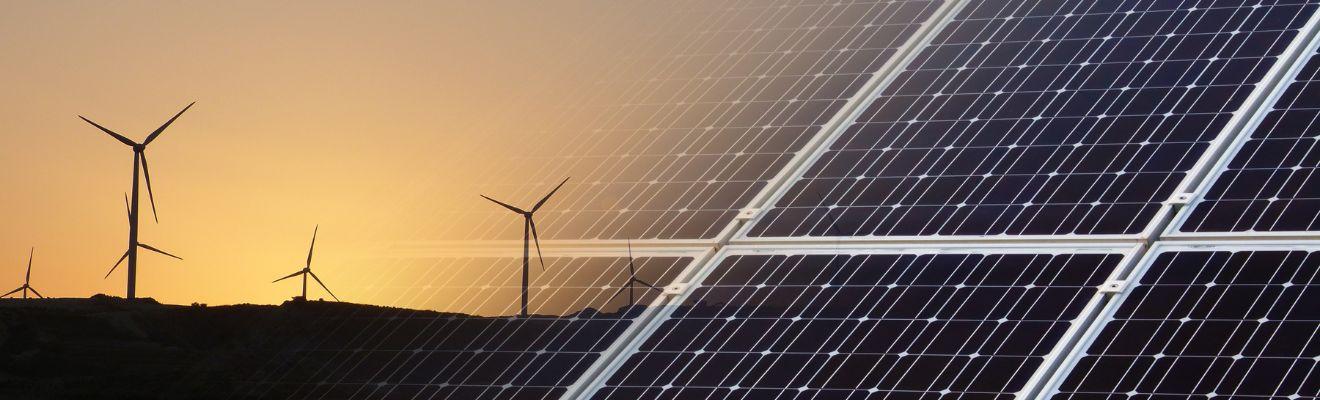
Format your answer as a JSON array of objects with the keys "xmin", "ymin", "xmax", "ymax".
[
  {"xmin": 609, "ymin": 240, "xmax": 660, "ymax": 308},
  {"xmin": 81, "ymin": 103, "xmax": 192, "ymax": 299},
  {"xmin": 273, "ymin": 226, "xmax": 339, "ymax": 302},
  {"xmin": 480, "ymin": 177, "xmax": 570, "ymax": 318},
  {"xmin": 2, "ymin": 248, "xmax": 43, "ymax": 299}
]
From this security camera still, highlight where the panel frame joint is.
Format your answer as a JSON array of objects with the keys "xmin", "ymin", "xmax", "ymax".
[
  {"xmin": 735, "ymin": 208, "xmax": 760, "ymax": 221},
  {"xmin": 1097, "ymin": 279, "xmax": 1128, "ymax": 294},
  {"xmin": 663, "ymin": 282, "xmax": 690, "ymax": 296}
]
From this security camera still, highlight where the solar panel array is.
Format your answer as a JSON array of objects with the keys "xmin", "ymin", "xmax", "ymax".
[
  {"xmin": 1052, "ymin": 249, "xmax": 1318, "ymax": 400},
  {"xmin": 420, "ymin": 0, "xmax": 944, "ymax": 241},
  {"xmin": 749, "ymin": 0, "xmax": 1320, "ymax": 237},
  {"xmin": 239, "ymin": 256, "xmax": 692, "ymax": 400},
  {"xmin": 592, "ymin": 251, "xmax": 1125, "ymax": 400},
  {"xmin": 348, "ymin": 1, "xmax": 1320, "ymax": 400},
  {"xmin": 1181, "ymin": 45, "xmax": 1320, "ymax": 233}
]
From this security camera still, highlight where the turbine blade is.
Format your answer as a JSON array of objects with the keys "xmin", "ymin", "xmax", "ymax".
[
  {"xmin": 530, "ymin": 218, "xmax": 546, "ymax": 271},
  {"xmin": 0, "ymin": 287, "xmax": 22, "ymax": 298},
  {"xmin": 79, "ymin": 116, "xmax": 137, "ymax": 146},
  {"xmin": 140, "ymin": 154, "xmax": 159, "ymax": 223},
  {"xmin": 308, "ymin": 271, "xmax": 339, "ymax": 302},
  {"xmin": 480, "ymin": 195, "xmax": 525, "ymax": 214},
  {"xmin": 26, "ymin": 247, "xmax": 33, "ymax": 283},
  {"xmin": 27, "ymin": 287, "xmax": 43, "ymax": 298},
  {"xmin": 306, "ymin": 225, "xmax": 318, "ymax": 268},
  {"xmin": 143, "ymin": 102, "xmax": 194, "ymax": 145},
  {"xmin": 636, "ymin": 279, "xmax": 663, "ymax": 293},
  {"xmin": 608, "ymin": 285, "xmax": 627, "ymax": 302},
  {"xmin": 124, "ymin": 193, "xmax": 132, "ymax": 222},
  {"xmin": 531, "ymin": 177, "xmax": 570, "ymax": 212},
  {"xmin": 272, "ymin": 270, "xmax": 303, "ymax": 283},
  {"xmin": 138, "ymin": 243, "xmax": 183, "ymax": 260},
  {"xmin": 105, "ymin": 250, "xmax": 129, "ymax": 279}
]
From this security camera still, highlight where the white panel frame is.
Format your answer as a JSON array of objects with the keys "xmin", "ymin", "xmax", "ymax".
[{"xmin": 1030, "ymin": 239, "xmax": 1320, "ymax": 400}]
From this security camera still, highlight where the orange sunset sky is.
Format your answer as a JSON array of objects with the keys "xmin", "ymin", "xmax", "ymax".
[{"xmin": 0, "ymin": 1, "xmax": 689, "ymax": 308}]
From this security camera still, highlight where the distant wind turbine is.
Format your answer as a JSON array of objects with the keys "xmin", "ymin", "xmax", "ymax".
[
  {"xmin": 609, "ymin": 240, "xmax": 661, "ymax": 308},
  {"xmin": 273, "ymin": 226, "xmax": 339, "ymax": 302},
  {"xmin": 480, "ymin": 177, "xmax": 570, "ymax": 318},
  {"xmin": 82, "ymin": 103, "xmax": 192, "ymax": 299},
  {"xmin": 2, "ymin": 248, "xmax": 43, "ymax": 299}
]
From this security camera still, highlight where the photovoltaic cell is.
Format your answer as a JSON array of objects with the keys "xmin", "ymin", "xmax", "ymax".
[
  {"xmin": 238, "ymin": 256, "xmax": 691, "ymax": 400},
  {"xmin": 591, "ymin": 251, "xmax": 1124, "ymax": 400},
  {"xmin": 751, "ymin": 1, "xmax": 1320, "ymax": 238},
  {"xmin": 1052, "ymin": 249, "xmax": 1319, "ymax": 400},
  {"xmin": 419, "ymin": 0, "xmax": 943, "ymax": 241},
  {"xmin": 1182, "ymin": 46, "xmax": 1320, "ymax": 232}
]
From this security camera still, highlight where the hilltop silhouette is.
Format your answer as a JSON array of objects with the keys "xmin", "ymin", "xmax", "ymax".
[{"xmin": 0, "ymin": 295, "xmax": 644, "ymax": 400}]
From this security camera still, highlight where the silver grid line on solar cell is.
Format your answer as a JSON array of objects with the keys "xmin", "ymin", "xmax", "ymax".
[
  {"xmin": 1037, "ymin": 241, "xmax": 1320, "ymax": 400},
  {"xmin": 1168, "ymin": 13, "xmax": 1320, "ymax": 238},
  {"xmin": 581, "ymin": 244, "xmax": 1141, "ymax": 400}
]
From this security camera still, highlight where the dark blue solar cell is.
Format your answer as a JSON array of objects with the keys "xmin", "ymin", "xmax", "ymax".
[
  {"xmin": 1183, "ymin": 44, "xmax": 1320, "ymax": 232},
  {"xmin": 1052, "ymin": 249, "xmax": 1319, "ymax": 400},
  {"xmin": 751, "ymin": 1, "xmax": 1320, "ymax": 238},
  {"xmin": 591, "ymin": 252, "xmax": 1124, "ymax": 400}
]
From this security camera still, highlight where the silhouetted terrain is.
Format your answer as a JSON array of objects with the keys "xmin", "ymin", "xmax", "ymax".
[{"xmin": 0, "ymin": 295, "xmax": 639, "ymax": 400}]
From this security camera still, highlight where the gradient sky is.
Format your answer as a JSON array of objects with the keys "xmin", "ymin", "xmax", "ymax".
[{"xmin": 0, "ymin": 1, "xmax": 672, "ymax": 307}]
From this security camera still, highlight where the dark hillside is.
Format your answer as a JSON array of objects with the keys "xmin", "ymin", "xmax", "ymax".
[
  {"xmin": 0, "ymin": 295, "xmax": 523, "ymax": 399},
  {"xmin": 0, "ymin": 295, "xmax": 644, "ymax": 398}
]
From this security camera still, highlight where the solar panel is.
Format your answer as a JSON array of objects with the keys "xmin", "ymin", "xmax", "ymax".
[
  {"xmin": 589, "ymin": 249, "xmax": 1127, "ymax": 399},
  {"xmin": 1181, "ymin": 44, "xmax": 1320, "ymax": 233},
  {"xmin": 239, "ymin": 255, "xmax": 693, "ymax": 400},
  {"xmin": 1050, "ymin": 247, "xmax": 1319, "ymax": 400},
  {"xmin": 749, "ymin": 1, "xmax": 1320, "ymax": 238},
  {"xmin": 416, "ymin": 0, "xmax": 945, "ymax": 241}
]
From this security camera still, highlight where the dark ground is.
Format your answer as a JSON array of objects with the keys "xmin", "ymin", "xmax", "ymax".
[{"xmin": 0, "ymin": 295, "xmax": 505, "ymax": 400}]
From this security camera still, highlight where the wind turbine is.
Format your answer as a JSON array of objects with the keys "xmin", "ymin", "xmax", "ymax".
[
  {"xmin": 609, "ymin": 240, "xmax": 661, "ymax": 309},
  {"xmin": 2, "ymin": 248, "xmax": 43, "ymax": 299},
  {"xmin": 273, "ymin": 226, "xmax": 339, "ymax": 302},
  {"xmin": 82, "ymin": 103, "xmax": 192, "ymax": 299},
  {"xmin": 480, "ymin": 177, "xmax": 570, "ymax": 318}
]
